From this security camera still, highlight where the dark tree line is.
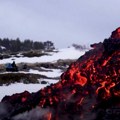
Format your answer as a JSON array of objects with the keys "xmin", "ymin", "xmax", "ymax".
[{"xmin": 0, "ymin": 38, "xmax": 55, "ymax": 53}]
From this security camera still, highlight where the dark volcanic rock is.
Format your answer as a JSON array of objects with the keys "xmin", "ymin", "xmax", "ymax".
[
  {"xmin": 0, "ymin": 28, "xmax": 120, "ymax": 120},
  {"xmin": 110, "ymin": 27, "xmax": 120, "ymax": 39}
]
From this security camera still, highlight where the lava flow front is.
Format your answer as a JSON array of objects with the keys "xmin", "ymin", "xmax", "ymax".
[{"xmin": 0, "ymin": 28, "xmax": 120, "ymax": 120}]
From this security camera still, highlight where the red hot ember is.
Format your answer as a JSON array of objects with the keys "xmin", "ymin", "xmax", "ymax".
[{"xmin": 0, "ymin": 28, "xmax": 120, "ymax": 120}]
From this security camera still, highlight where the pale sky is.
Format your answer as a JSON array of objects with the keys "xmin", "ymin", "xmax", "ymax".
[{"xmin": 0, "ymin": 0, "xmax": 120, "ymax": 48}]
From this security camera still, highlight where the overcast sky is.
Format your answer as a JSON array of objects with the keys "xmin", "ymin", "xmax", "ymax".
[{"xmin": 0, "ymin": 0, "xmax": 120, "ymax": 48}]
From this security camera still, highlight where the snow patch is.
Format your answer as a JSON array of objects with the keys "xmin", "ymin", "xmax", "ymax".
[
  {"xmin": 0, "ymin": 47, "xmax": 86, "ymax": 64},
  {"xmin": 28, "ymin": 69, "xmax": 62, "ymax": 77},
  {"xmin": 0, "ymin": 46, "xmax": 6, "ymax": 50},
  {"xmin": 0, "ymin": 79, "xmax": 59, "ymax": 101}
]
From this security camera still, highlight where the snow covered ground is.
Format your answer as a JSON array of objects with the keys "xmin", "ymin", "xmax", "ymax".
[
  {"xmin": 0, "ymin": 68, "xmax": 61, "ymax": 101},
  {"xmin": 0, "ymin": 47, "xmax": 87, "ymax": 101},
  {"xmin": 0, "ymin": 68, "xmax": 62, "ymax": 101},
  {"xmin": 0, "ymin": 79, "xmax": 59, "ymax": 101},
  {"xmin": 0, "ymin": 47, "xmax": 86, "ymax": 64},
  {"xmin": 28, "ymin": 69, "xmax": 62, "ymax": 77},
  {"xmin": 0, "ymin": 68, "xmax": 62, "ymax": 78}
]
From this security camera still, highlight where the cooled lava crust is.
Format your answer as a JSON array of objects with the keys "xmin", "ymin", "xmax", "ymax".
[{"xmin": 0, "ymin": 28, "xmax": 120, "ymax": 120}]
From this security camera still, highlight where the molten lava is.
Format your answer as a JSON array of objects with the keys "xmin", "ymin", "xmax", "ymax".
[{"xmin": 0, "ymin": 28, "xmax": 120, "ymax": 120}]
